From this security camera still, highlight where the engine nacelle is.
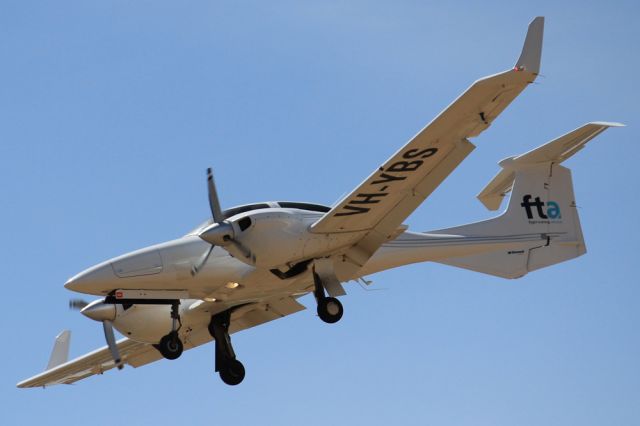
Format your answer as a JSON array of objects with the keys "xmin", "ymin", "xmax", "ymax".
[
  {"xmin": 111, "ymin": 302, "xmax": 202, "ymax": 344},
  {"xmin": 81, "ymin": 299, "xmax": 206, "ymax": 345},
  {"xmin": 111, "ymin": 304, "xmax": 173, "ymax": 344}
]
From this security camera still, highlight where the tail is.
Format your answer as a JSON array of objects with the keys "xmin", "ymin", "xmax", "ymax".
[{"xmin": 432, "ymin": 122, "xmax": 623, "ymax": 278}]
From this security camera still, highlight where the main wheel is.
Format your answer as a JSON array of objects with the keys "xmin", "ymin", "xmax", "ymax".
[
  {"xmin": 317, "ymin": 297, "xmax": 343, "ymax": 324},
  {"xmin": 219, "ymin": 359, "xmax": 245, "ymax": 386},
  {"xmin": 157, "ymin": 332, "xmax": 184, "ymax": 360}
]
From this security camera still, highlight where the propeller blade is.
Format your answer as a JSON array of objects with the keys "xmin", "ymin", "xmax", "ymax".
[
  {"xmin": 200, "ymin": 167, "xmax": 255, "ymax": 265},
  {"xmin": 207, "ymin": 168, "xmax": 224, "ymax": 223},
  {"xmin": 102, "ymin": 320, "xmax": 124, "ymax": 370},
  {"xmin": 69, "ymin": 299, "xmax": 89, "ymax": 310},
  {"xmin": 191, "ymin": 244, "xmax": 215, "ymax": 276}
]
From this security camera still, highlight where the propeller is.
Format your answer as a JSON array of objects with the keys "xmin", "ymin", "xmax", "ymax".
[
  {"xmin": 101, "ymin": 320, "xmax": 123, "ymax": 370},
  {"xmin": 70, "ymin": 298, "xmax": 124, "ymax": 370},
  {"xmin": 69, "ymin": 299, "xmax": 89, "ymax": 310},
  {"xmin": 191, "ymin": 168, "xmax": 253, "ymax": 276},
  {"xmin": 191, "ymin": 245, "xmax": 215, "ymax": 276}
]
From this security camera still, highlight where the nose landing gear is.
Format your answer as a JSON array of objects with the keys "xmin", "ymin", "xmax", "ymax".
[{"xmin": 209, "ymin": 311, "xmax": 245, "ymax": 386}]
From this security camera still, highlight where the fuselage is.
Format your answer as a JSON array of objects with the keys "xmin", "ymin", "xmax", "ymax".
[{"xmin": 64, "ymin": 200, "xmax": 546, "ymax": 345}]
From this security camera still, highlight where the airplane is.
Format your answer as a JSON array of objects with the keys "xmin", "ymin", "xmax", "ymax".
[{"xmin": 17, "ymin": 17, "xmax": 622, "ymax": 388}]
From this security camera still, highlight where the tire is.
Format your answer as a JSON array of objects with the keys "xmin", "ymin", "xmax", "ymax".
[
  {"xmin": 317, "ymin": 297, "xmax": 343, "ymax": 324},
  {"xmin": 157, "ymin": 332, "xmax": 184, "ymax": 360},
  {"xmin": 219, "ymin": 359, "xmax": 245, "ymax": 386}
]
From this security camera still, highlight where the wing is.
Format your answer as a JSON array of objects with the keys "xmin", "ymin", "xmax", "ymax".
[
  {"xmin": 311, "ymin": 17, "xmax": 544, "ymax": 267},
  {"xmin": 17, "ymin": 296, "xmax": 305, "ymax": 388},
  {"xmin": 16, "ymin": 338, "xmax": 160, "ymax": 388}
]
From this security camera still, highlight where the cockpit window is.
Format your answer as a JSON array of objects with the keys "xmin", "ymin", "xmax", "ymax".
[
  {"xmin": 187, "ymin": 203, "xmax": 271, "ymax": 235},
  {"xmin": 277, "ymin": 202, "xmax": 330, "ymax": 212},
  {"xmin": 186, "ymin": 202, "xmax": 330, "ymax": 235},
  {"xmin": 223, "ymin": 203, "xmax": 271, "ymax": 219}
]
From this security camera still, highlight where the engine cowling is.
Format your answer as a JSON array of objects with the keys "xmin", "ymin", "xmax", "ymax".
[
  {"xmin": 228, "ymin": 210, "xmax": 363, "ymax": 269},
  {"xmin": 111, "ymin": 304, "xmax": 174, "ymax": 343},
  {"xmin": 81, "ymin": 300, "xmax": 197, "ymax": 344}
]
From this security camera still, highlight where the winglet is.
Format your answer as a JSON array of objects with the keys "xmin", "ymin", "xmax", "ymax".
[
  {"xmin": 515, "ymin": 16, "xmax": 544, "ymax": 75},
  {"xmin": 477, "ymin": 121, "xmax": 624, "ymax": 211},
  {"xmin": 45, "ymin": 330, "xmax": 71, "ymax": 371}
]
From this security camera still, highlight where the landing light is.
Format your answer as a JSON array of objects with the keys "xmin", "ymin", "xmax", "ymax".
[
  {"xmin": 204, "ymin": 297, "xmax": 217, "ymax": 302},
  {"xmin": 225, "ymin": 282, "xmax": 240, "ymax": 289}
]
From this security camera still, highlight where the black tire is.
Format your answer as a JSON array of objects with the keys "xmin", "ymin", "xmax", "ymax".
[
  {"xmin": 317, "ymin": 297, "xmax": 343, "ymax": 324},
  {"xmin": 157, "ymin": 332, "xmax": 184, "ymax": 360},
  {"xmin": 219, "ymin": 359, "xmax": 245, "ymax": 386}
]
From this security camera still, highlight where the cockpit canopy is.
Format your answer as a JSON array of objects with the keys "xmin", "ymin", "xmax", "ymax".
[{"xmin": 187, "ymin": 201, "xmax": 330, "ymax": 235}]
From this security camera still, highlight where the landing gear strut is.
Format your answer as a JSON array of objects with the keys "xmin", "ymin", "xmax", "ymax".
[
  {"xmin": 155, "ymin": 302, "xmax": 184, "ymax": 360},
  {"xmin": 209, "ymin": 311, "xmax": 245, "ymax": 386},
  {"xmin": 314, "ymin": 272, "xmax": 343, "ymax": 324}
]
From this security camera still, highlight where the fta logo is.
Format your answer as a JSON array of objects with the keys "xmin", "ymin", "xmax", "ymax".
[{"xmin": 520, "ymin": 194, "xmax": 561, "ymax": 220}]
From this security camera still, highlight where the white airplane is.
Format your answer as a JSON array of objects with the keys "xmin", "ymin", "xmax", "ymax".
[{"xmin": 17, "ymin": 17, "xmax": 622, "ymax": 388}]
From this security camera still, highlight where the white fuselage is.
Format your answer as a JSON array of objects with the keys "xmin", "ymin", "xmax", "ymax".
[{"xmin": 64, "ymin": 205, "xmax": 548, "ymax": 345}]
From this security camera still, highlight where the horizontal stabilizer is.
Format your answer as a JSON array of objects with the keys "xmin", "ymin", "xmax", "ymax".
[{"xmin": 478, "ymin": 122, "xmax": 624, "ymax": 210}]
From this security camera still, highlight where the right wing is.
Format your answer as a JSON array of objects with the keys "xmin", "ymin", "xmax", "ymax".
[
  {"xmin": 17, "ymin": 296, "xmax": 305, "ymax": 388},
  {"xmin": 310, "ymin": 17, "xmax": 544, "ymax": 268}
]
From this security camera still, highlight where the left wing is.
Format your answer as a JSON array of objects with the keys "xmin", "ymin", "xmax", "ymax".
[
  {"xmin": 17, "ymin": 296, "xmax": 305, "ymax": 388},
  {"xmin": 311, "ymin": 17, "xmax": 544, "ymax": 268},
  {"xmin": 17, "ymin": 338, "xmax": 160, "ymax": 388}
]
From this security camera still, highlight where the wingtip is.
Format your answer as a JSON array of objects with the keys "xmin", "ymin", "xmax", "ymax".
[
  {"xmin": 588, "ymin": 121, "xmax": 626, "ymax": 128},
  {"xmin": 515, "ymin": 16, "xmax": 544, "ymax": 75}
]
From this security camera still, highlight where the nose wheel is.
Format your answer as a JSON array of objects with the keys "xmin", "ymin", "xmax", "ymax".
[
  {"xmin": 155, "ymin": 302, "xmax": 184, "ymax": 360},
  {"xmin": 209, "ymin": 311, "xmax": 245, "ymax": 386},
  {"xmin": 313, "ymin": 272, "xmax": 344, "ymax": 324}
]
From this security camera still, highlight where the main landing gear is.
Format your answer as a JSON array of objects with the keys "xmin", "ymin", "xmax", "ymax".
[
  {"xmin": 209, "ymin": 311, "xmax": 245, "ymax": 386},
  {"xmin": 313, "ymin": 272, "xmax": 343, "ymax": 324},
  {"xmin": 155, "ymin": 302, "xmax": 184, "ymax": 360}
]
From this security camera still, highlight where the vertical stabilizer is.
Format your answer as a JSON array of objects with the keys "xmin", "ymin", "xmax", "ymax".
[{"xmin": 430, "ymin": 122, "xmax": 622, "ymax": 278}]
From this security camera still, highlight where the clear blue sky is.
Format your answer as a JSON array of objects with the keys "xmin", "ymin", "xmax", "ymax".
[{"xmin": 3, "ymin": 1, "xmax": 638, "ymax": 425}]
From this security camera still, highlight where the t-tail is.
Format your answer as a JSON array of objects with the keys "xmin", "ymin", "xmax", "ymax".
[{"xmin": 363, "ymin": 122, "xmax": 624, "ymax": 279}]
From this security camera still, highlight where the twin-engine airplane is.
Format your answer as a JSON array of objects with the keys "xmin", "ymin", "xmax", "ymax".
[{"xmin": 18, "ymin": 17, "xmax": 622, "ymax": 388}]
